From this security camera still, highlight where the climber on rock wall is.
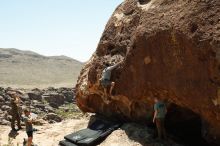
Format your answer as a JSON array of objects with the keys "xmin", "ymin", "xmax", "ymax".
[
  {"xmin": 153, "ymin": 96, "xmax": 167, "ymax": 141},
  {"xmin": 100, "ymin": 60, "xmax": 122, "ymax": 104}
]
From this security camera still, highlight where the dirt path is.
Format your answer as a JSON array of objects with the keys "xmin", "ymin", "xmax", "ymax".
[
  {"xmin": 0, "ymin": 119, "xmax": 89, "ymax": 146},
  {"xmin": 0, "ymin": 119, "xmax": 166, "ymax": 146}
]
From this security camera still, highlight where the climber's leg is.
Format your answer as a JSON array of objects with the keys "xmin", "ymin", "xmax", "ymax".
[
  {"xmin": 104, "ymin": 87, "xmax": 108, "ymax": 98},
  {"xmin": 101, "ymin": 79, "xmax": 112, "ymax": 104},
  {"xmin": 109, "ymin": 82, "xmax": 115, "ymax": 96}
]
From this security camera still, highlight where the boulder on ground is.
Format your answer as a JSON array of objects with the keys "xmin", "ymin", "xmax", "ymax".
[
  {"xmin": 44, "ymin": 105, "xmax": 55, "ymax": 113},
  {"xmin": 27, "ymin": 89, "xmax": 43, "ymax": 101},
  {"xmin": 61, "ymin": 90, "xmax": 74, "ymax": 103},
  {"xmin": 0, "ymin": 87, "xmax": 5, "ymax": 96},
  {"xmin": 0, "ymin": 95, "xmax": 5, "ymax": 102},
  {"xmin": 0, "ymin": 119, "xmax": 10, "ymax": 125},
  {"xmin": 43, "ymin": 113, "xmax": 62, "ymax": 123},
  {"xmin": 46, "ymin": 87, "xmax": 56, "ymax": 91},
  {"xmin": 20, "ymin": 94, "xmax": 30, "ymax": 101},
  {"xmin": 1, "ymin": 105, "xmax": 10, "ymax": 111},
  {"xmin": 34, "ymin": 103, "xmax": 46, "ymax": 111},
  {"xmin": 43, "ymin": 93, "xmax": 65, "ymax": 107},
  {"xmin": 75, "ymin": 0, "xmax": 220, "ymax": 145}
]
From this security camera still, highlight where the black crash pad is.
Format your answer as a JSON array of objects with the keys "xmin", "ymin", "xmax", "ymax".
[
  {"xmin": 64, "ymin": 117, "xmax": 121, "ymax": 146},
  {"xmin": 59, "ymin": 140, "xmax": 78, "ymax": 146}
]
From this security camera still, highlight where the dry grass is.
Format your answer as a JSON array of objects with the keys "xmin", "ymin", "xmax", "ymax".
[{"xmin": 55, "ymin": 103, "xmax": 84, "ymax": 119}]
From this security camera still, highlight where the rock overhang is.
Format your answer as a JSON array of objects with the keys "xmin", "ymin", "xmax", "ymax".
[{"xmin": 76, "ymin": 0, "xmax": 220, "ymax": 145}]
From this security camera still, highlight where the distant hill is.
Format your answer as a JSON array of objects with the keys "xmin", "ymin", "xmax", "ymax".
[{"xmin": 0, "ymin": 48, "xmax": 83, "ymax": 88}]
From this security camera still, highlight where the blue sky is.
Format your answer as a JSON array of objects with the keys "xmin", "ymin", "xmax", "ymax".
[{"xmin": 0, "ymin": 0, "xmax": 123, "ymax": 62}]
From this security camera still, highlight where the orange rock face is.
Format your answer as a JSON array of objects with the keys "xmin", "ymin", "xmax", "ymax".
[{"xmin": 76, "ymin": 0, "xmax": 220, "ymax": 145}]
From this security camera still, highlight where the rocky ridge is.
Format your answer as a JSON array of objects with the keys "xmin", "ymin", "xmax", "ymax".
[{"xmin": 0, "ymin": 48, "xmax": 83, "ymax": 88}]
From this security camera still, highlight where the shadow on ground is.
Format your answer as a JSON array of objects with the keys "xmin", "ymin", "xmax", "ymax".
[
  {"xmin": 8, "ymin": 130, "xmax": 19, "ymax": 139},
  {"xmin": 121, "ymin": 123, "xmax": 180, "ymax": 146}
]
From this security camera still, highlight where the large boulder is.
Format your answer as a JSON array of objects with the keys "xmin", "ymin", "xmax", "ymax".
[
  {"xmin": 59, "ymin": 87, "xmax": 75, "ymax": 103},
  {"xmin": 76, "ymin": 0, "xmax": 220, "ymax": 145},
  {"xmin": 27, "ymin": 88, "xmax": 43, "ymax": 101},
  {"xmin": 43, "ymin": 93, "xmax": 65, "ymax": 107}
]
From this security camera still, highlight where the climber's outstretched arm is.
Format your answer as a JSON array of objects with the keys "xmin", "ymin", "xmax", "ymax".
[{"xmin": 107, "ymin": 60, "xmax": 123, "ymax": 71}]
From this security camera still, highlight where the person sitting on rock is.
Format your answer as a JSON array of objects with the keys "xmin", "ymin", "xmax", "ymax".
[
  {"xmin": 23, "ymin": 108, "xmax": 34, "ymax": 146},
  {"xmin": 100, "ymin": 61, "xmax": 122, "ymax": 103},
  {"xmin": 10, "ymin": 92, "xmax": 22, "ymax": 131},
  {"xmin": 153, "ymin": 96, "xmax": 167, "ymax": 140}
]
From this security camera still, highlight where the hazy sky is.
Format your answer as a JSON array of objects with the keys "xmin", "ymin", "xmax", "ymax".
[{"xmin": 0, "ymin": 0, "xmax": 123, "ymax": 62}]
